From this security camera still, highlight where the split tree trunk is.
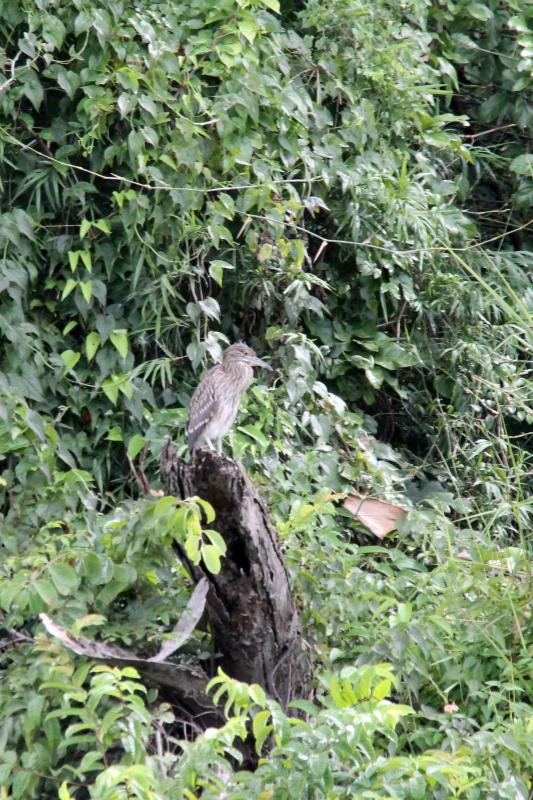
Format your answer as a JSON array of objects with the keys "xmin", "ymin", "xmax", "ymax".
[{"xmin": 160, "ymin": 440, "xmax": 310, "ymax": 709}]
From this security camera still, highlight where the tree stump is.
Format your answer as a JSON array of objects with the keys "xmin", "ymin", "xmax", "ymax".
[{"xmin": 160, "ymin": 441, "xmax": 310, "ymax": 708}]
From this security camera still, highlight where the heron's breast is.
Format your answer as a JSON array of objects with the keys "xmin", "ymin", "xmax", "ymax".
[{"xmin": 203, "ymin": 395, "xmax": 241, "ymax": 440}]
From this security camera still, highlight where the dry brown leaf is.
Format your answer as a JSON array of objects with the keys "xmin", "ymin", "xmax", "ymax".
[{"xmin": 343, "ymin": 494, "xmax": 407, "ymax": 539}]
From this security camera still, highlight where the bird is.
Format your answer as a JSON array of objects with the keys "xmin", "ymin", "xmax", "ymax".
[{"xmin": 187, "ymin": 342, "xmax": 273, "ymax": 453}]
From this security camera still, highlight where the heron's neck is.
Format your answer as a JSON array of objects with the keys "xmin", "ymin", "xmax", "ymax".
[{"xmin": 223, "ymin": 360, "xmax": 254, "ymax": 391}]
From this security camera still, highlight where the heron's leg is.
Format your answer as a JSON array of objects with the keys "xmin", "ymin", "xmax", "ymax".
[{"xmin": 205, "ymin": 437, "xmax": 214, "ymax": 450}]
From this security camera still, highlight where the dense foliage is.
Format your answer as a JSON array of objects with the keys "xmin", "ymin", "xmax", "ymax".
[{"xmin": 0, "ymin": 0, "xmax": 532, "ymax": 797}]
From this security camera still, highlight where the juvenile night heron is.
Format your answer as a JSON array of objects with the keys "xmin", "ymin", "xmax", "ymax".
[{"xmin": 187, "ymin": 342, "xmax": 273, "ymax": 453}]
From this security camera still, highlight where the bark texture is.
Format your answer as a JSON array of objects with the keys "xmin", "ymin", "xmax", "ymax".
[{"xmin": 160, "ymin": 440, "xmax": 310, "ymax": 708}]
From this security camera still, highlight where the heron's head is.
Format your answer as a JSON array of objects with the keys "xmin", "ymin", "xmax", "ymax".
[{"xmin": 222, "ymin": 342, "xmax": 273, "ymax": 371}]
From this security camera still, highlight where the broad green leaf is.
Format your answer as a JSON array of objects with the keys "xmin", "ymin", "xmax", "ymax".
[
  {"xmin": 33, "ymin": 579, "xmax": 58, "ymax": 607},
  {"xmin": 80, "ymin": 219, "xmax": 91, "ymax": 239},
  {"xmin": 59, "ymin": 783, "xmax": 73, "ymax": 800},
  {"xmin": 118, "ymin": 378, "xmax": 133, "ymax": 399},
  {"xmin": 85, "ymin": 332, "xmax": 100, "ymax": 361},
  {"xmin": 127, "ymin": 434, "xmax": 146, "ymax": 459},
  {"xmin": 209, "ymin": 259, "xmax": 233, "ymax": 286},
  {"xmin": 260, "ymin": 0, "xmax": 279, "ymax": 11},
  {"xmin": 61, "ymin": 350, "xmax": 81, "ymax": 372},
  {"xmin": 204, "ymin": 529, "xmax": 227, "ymax": 555},
  {"xmin": 73, "ymin": 614, "xmax": 106, "ymax": 634},
  {"xmin": 466, "ymin": 2, "xmax": 493, "ymax": 20},
  {"xmin": 102, "ymin": 378, "xmax": 119, "ymax": 405},
  {"xmin": 68, "ymin": 250, "xmax": 80, "ymax": 271},
  {"xmin": 196, "ymin": 498, "xmax": 216, "ymax": 524},
  {"xmin": 48, "ymin": 563, "xmax": 80, "ymax": 595},
  {"xmin": 106, "ymin": 426, "xmax": 123, "ymax": 441},
  {"xmin": 94, "ymin": 218, "xmax": 111, "ymax": 235},
  {"xmin": 209, "ymin": 262, "xmax": 223, "ymax": 286},
  {"xmin": 79, "ymin": 280, "xmax": 93, "ymax": 303},
  {"xmin": 63, "ymin": 320, "xmax": 77, "ymax": 335},
  {"xmin": 60, "ymin": 468, "xmax": 93, "ymax": 484},
  {"xmin": 252, "ymin": 709, "xmax": 272, "ymax": 754},
  {"xmin": 249, "ymin": 684, "xmax": 267, "ymax": 707},
  {"xmin": 110, "ymin": 329, "xmax": 129, "ymax": 359},
  {"xmin": 510, "ymin": 154, "xmax": 533, "ymax": 176},
  {"xmin": 201, "ymin": 544, "xmax": 221, "ymax": 574},
  {"xmin": 61, "ymin": 279, "xmax": 78, "ymax": 300},
  {"xmin": 22, "ymin": 70, "xmax": 44, "ymax": 110},
  {"xmin": 185, "ymin": 534, "xmax": 201, "ymax": 565},
  {"xmin": 81, "ymin": 553, "xmax": 105, "ymax": 583},
  {"xmin": 79, "ymin": 750, "xmax": 105, "ymax": 773},
  {"xmin": 238, "ymin": 18, "xmax": 259, "ymax": 43},
  {"xmin": 80, "ymin": 250, "xmax": 92, "ymax": 271},
  {"xmin": 373, "ymin": 677, "xmax": 392, "ymax": 701}
]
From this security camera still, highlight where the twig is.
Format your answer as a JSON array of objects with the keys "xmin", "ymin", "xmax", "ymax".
[
  {"xmin": 0, "ymin": 125, "xmax": 322, "ymax": 194},
  {"xmin": 137, "ymin": 443, "xmax": 151, "ymax": 495},
  {"xmin": 0, "ymin": 52, "xmax": 21, "ymax": 93},
  {"xmin": 241, "ymin": 211, "xmax": 533, "ymax": 256},
  {"xmin": 0, "ymin": 610, "xmax": 33, "ymax": 644},
  {"xmin": 1, "ymin": 124, "xmax": 531, "ymax": 256},
  {"xmin": 464, "ymin": 123, "xmax": 518, "ymax": 140},
  {"xmin": 127, "ymin": 446, "xmax": 151, "ymax": 496}
]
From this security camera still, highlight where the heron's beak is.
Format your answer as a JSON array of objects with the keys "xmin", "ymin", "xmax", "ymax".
[{"xmin": 251, "ymin": 357, "xmax": 273, "ymax": 371}]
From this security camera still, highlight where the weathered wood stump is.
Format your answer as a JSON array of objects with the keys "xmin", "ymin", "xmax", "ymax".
[{"xmin": 160, "ymin": 440, "xmax": 310, "ymax": 708}]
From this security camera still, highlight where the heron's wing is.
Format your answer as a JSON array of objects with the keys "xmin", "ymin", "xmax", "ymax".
[{"xmin": 187, "ymin": 367, "xmax": 221, "ymax": 451}]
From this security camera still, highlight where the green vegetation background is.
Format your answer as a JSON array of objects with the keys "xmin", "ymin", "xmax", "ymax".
[{"xmin": 0, "ymin": 0, "xmax": 532, "ymax": 796}]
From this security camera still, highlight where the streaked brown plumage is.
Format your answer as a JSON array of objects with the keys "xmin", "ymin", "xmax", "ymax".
[{"xmin": 187, "ymin": 342, "xmax": 272, "ymax": 452}]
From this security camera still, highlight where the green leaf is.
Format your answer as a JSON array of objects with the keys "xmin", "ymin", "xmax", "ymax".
[
  {"xmin": 196, "ymin": 498, "xmax": 216, "ymax": 524},
  {"xmin": 94, "ymin": 218, "xmax": 111, "ymax": 235},
  {"xmin": 61, "ymin": 279, "xmax": 78, "ymax": 300},
  {"xmin": 33, "ymin": 579, "xmax": 58, "ymax": 607},
  {"xmin": 80, "ymin": 219, "xmax": 92, "ymax": 239},
  {"xmin": 201, "ymin": 544, "xmax": 221, "ymax": 574},
  {"xmin": 510, "ymin": 154, "xmax": 533, "ymax": 176},
  {"xmin": 73, "ymin": 614, "xmax": 106, "ymax": 634},
  {"xmin": 185, "ymin": 534, "xmax": 201, "ymax": 565},
  {"xmin": 257, "ymin": 243, "xmax": 273, "ymax": 262},
  {"xmin": 260, "ymin": 0, "xmax": 280, "ymax": 11},
  {"xmin": 63, "ymin": 321, "xmax": 78, "ymax": 335},
  {"xmin": 79, "ymin": 750, "xmax": 105, "ymax": 773},
  {"xmin": 209, "ymin": 259, "xmax": 233, "ymax": 287},
  {"xmin": 68, "ymin": 250, "xmax": 80, "ymax": 271},
  {"xmin": 61, "ymin": 350, "xmax": 81, "ymax": 373},
  {"xmin": 22, "ymin": 70, "xmax": 44, "ymax": 110},
  {"xmin": 59, "ymin": 782, "xmax": 73, "ymax": 800},
  {"xmin": 80, "ymin": 250, "xmax": 92, "ymax": 272},
  {"xmin": 252, "ymin": 709, "xmax": 272, "ymax": 754},
  {"xmin": 110, "ymin": 329, "xmax": 129, "ymax": 359},
  {"xmin": 85, "ymin": 332, "xmax": 100, "ymax": 361},
  {"xmin": 102, "ymin": 378, "xmax": 119, "ymax": 405},
  {"xmin": 238, "ymin": 18, "xmax": 259, "ymax": 43},
  {"xmin": 249, "ymin": 684, "xmax": 267, "ymax": 707},
  {"xmin": 204, "ymin": 529, "xmax": 227, "ymax": 555},
  {"xmin": 60, "ymin": 469, "xmax": 94, "ymax": 485},
  {"xmin": 106, "ymin": 426, "xmax": 123, "ymax": 442},
  {"xmin": 82, "ymin": 553, "xmax": 105, "ymax": 583},
  {"xmin": 373, "ymin": 677, "xmax": 392, "ymax": 701},
  {"xmin": 466, "ymin": 3, "xmax": 493, "ymax": 21},
  {"xmin": 127, "ymin": 434, "xmax": 146, "ymax": 459},
  {"xmin": 118, "ymin": 378, "xmax": 133, "ymax": 399},
  {"xmin": 48, "ymin": 563, "xmax": 80, "ymax": 595},
  {"xmin": 80, "ymin": 280, "xmax": 93, "ymax": 303}
]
